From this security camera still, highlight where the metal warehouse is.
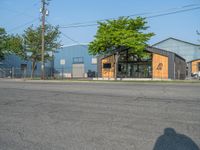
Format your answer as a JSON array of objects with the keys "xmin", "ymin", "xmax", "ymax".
[
  {"xmin": 54, "ymin": 44, "xmax": 97, "ymax": 78},
  {"xmin": 0, "ymin": 54, "xmax": 52, "ymax": 78}
]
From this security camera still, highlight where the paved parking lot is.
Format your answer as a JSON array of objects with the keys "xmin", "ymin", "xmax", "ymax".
[{"xmin": 0, "ymin": 80, "xmax": 200, "ymax": 150}]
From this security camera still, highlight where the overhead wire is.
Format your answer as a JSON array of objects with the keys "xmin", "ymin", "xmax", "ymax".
[
  {"xmin": 53, "ymin": 4, "xmax": 200, "ymax": 46},
  {"xmin": 45, "ymin": 20, "xmax": 88, "ymax": 48},
  {"xmin": 147, "ymin": 6, "xmax": 200, "ymax": 18},
  {"xmin": 59, "ymin": 4, "xmax": 200, "ymax": 29},
  {"xmin": 58, "ymin": 4, "xmax": 200, "ymax": 46},
  {"xmin": 7, "ymin": 17, "xmax": 40, "ymax": 33},
  {"xmin": 60, "ymin": 32, "xmax": 88, "ymax": 48},
  {"xmin": 0, "ymin": 0, "xmax": 40, "ymax": 19},
  {"xmin": 5, "ymin": 3, "xmax": 199, "ymax": 46},
  {"xmin": 2, "ymin": 0, "xmax": 41, "ymax": 33}
]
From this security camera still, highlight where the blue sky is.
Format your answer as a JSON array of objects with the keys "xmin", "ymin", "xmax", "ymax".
[{"xmin": 0, "ymin": 0, "xmax": 200, "ymax": 46}]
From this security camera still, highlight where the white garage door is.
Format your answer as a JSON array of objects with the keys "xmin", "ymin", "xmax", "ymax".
[{"xmin": 72, "ymin": 64, "xmax": 84, "ymax": 78}]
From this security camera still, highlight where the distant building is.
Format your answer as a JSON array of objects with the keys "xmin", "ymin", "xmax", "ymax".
[
  {"xmin": 0, "ymin": 44, "xmax": 97, "ymax": 78},
  {"xmin": 153, "ymin": 37, "xmax": 200, "ymax": 77},
  {"xmin": 187, "ymin": 59, "xmax": 200, "ymax": 77},
  {"xmin": 54, "ymin": 44, "xmax": 97, "ymax": 78},
  {"xmin": 98, "ymin": 46, "xmax": 186, "ymax": 80},
  {"xmin": 0, "ymin": 54, "xmax": 52, "ymax": 78},
  {"xmin": 152, "ymin": 37, "xmax": 200, "ymax": 62}
]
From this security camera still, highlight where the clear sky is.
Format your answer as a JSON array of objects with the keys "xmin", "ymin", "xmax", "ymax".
[{"xmin": 0, "ymin": 0, "xmax": 200, "ymax": 46}]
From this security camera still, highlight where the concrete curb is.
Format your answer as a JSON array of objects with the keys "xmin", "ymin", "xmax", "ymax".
[{"xmin": 1, "ymin": 78, "xmax": 200, "ymax": 84}]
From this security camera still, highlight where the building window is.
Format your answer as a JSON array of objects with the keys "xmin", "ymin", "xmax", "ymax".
[
  {"xmin": 91, "ymin": 58, "xmax": 97, "ymax": 64},
  {"xmin": 198, "ymin": 62, "xmax": 200, "ymax": 71},
  {"xmin": 73, "ymin": 57, "xmax": 84, "ymax": 64},
  {"xmin": 103, "ymin": 63, "xmax": 111, "ymax": 69}
]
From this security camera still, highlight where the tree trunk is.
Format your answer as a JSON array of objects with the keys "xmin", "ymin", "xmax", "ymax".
[
  {"xmin": 31, "ymin": 60, "xmax": 36, "ymax": 79},
  {"xmin": 114, "ymin": 52, "xmax": 119, "ymax": 80}
]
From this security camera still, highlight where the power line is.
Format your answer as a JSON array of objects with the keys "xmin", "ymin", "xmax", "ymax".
[
  {"xmin": 61, "ymin": 4, "xmax": 200, "ymax": 27},
  {"xmin": 0, "ymin": 1, "xmax": 40, "ymax": 19},
  {"xmin": 61, "ymin": 32, "xmax": 88, "ymax": 48},
  {"xmin": 7, "ymin": 17, "xmax": 40, "ymax": 33},
  {"xmin": 61, "ymin": 32, "xmax": 80, "ymax": 44},
  {"xmin": 59, "ymin": 5, "xmax": 200, "ymax": 29},
  {"xmin": 59, "ymin": 5, "xmax": 200, "ymax": 47},
  {"xmin": 147, "ymin": 6, "xmax": 200, "ymax": 18},
  {"xmin": 59, "ymin": 23, "xmax": 98, "ymax": 29},
  {"xmin": 2, "ymin": 1, "xmax": 41, "ymax": 33},
  {"xmin": 45, "ymin": 20, "xmax": 87, "ymax": 47},
  {"xmin": 48, "ymin": 4, "xmax": 200, "ymax": 47},
  {"xmin": 61, "ymin": 12, "xmax": 150, "ymax": 27}
]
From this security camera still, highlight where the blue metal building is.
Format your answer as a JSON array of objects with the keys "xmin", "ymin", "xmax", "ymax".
[
  {"xmin": 54, "ymin": 44, "xmax": 97, "ymax": 78},
  {"xmin": 153, "ymin": 37, "xmax": 200, "ymax": 62},
  {"xmin": 0, "ymin": 54, "xmax": 52, "ymax": 78}
]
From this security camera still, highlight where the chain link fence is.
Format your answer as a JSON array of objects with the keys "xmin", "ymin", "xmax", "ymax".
[
  {"xmin": 0, "ymin": 67, "xmax": 41, "ymax": 79},
  {"xmin": 54, "ymin": 67, "xmax": 97, "ymax": 80},
  {"xmin": 0, "ymin": 67, "xmax": 98, "ymax": 80}
]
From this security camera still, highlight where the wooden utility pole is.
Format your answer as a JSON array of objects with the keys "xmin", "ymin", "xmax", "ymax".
[{"xmin": 41, "ymin": 0, "xmax": 46, "ymax": 79}]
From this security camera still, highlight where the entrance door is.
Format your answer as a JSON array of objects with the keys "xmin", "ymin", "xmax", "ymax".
[{"xmin": 72, "ymin": 64, "xmax": 84, "ymax": 78}]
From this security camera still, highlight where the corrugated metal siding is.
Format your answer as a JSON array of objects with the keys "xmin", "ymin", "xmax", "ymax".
[
  {"xmin": 54, "ymin": 45, "xmax": 97, "ymax": 74},
  {"xmin": 187, "ymin": 62, "xmax": 192, "ymax": 77},
  {"xmin": 0, "ymin": 54, "xmax": 39, "ymax": 75},
  {"xmin": 153, "ymin": 38, "xmax": 200, "ymax": 62},
  {"xmin": 0, "ymin": 54, "xmax": 52, "ymax": 76},
  {"xmin": 174, "ymin": 55, "xmax": 186, "ymax": 79},
  {"xmin": 168, "ymin": 53, "xmax": 175, "ymax": 79}
]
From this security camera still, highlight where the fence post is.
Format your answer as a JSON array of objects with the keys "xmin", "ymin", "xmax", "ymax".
[
  {"xmin": 62, "ymin": 66, "xmax": 64, "ymax": 80},
  {"xmin": 24, "ymin": 68, "xmax": 27, "ymax": 80},
  {"xmin": 12, "ymin": 67, "xmax": 14, "ymax": 79}
]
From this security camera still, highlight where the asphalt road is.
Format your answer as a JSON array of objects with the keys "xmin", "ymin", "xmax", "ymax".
[{"xmin": 0, "ymin": 80, "xmax": 200, "ymax": 150}]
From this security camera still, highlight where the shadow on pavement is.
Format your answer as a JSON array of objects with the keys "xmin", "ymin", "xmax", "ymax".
[{"xmin": 153, "ymin": 128, "xmax": 199, "ymax": 150}]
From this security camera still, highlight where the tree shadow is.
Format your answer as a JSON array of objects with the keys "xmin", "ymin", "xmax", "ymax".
[{"xmin": 153, "ymin": 128, "xmax": 199, "ymax": 150}]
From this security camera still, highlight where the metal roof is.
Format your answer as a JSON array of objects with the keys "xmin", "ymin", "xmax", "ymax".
[{"xmin": 152, "ymin": 37, "xmax": 200, "ymax": 47}]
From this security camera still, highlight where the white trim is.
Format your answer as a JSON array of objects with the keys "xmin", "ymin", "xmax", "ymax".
[{"xmin": 61, "ymin": 43, "xmax": 89, "ymax": 48}]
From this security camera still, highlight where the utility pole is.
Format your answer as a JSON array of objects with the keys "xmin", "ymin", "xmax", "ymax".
[{"xmin": 41, "ymin": 0, "xmax": 49, "ymax": 79}]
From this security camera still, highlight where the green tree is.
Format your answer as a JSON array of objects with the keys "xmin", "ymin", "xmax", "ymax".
[
  {"xmin": 6, "ymin": 35, "xmax": 25, "ymax": 59},
  {"xmin": 0, "ymin": 27, "xmax": 25, "ymax": 60},
  {"xmin": 89, "ymin": 17, "xmax": 154, "ymax": 78},
  {"xmin": 23, "ymin": 24, "xmax": 61, "ymax": 78},
  {"xmin": 0, "ymin": 27, "xmax": 8, "ymax": 60}
]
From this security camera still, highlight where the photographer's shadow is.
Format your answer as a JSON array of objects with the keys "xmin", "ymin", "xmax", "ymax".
[{"xmin": 153, "ymin": 128, "xmax": 199, "ymax": 150}]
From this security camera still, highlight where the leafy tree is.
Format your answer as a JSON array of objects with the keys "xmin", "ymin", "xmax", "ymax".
[
  {"xmin": 23, "ymin": 24, "xmax": 61, "ymax": 78},
  {"xmin": 0, "ymin": 27, "xmax": 25, "ymax": 61},
  {"xmin": 6, "ymin": 35, "xmax": 25, "ymax": 59},
  {"xmin": 89, "ymin": 17, "xmax": 154, "ymax": 78},
  {"xmin": 0, "ymin": 27, "xmax": 8, "ymax": 60}
]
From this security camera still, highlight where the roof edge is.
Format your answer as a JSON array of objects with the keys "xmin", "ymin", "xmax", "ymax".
[
  {"xmin": 152, "ymin": 37, "xmax": 200, "ymax": 47},
  {"xmin": 147, "ymin": 46, "xmax": 186, "ymax": 61},
  {"xmin": 99, "ymin": 46, "xmax": 186, "ymax": 61},
  {"xmin": 187, "ymin": 58, "xmax": 200, "ymax": 63},
  {"xmin": 61, "ymin": 43, "xmax": 89, "ymax": 48}
]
